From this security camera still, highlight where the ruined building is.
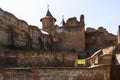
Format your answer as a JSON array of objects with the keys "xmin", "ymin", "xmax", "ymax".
[
  {"xmin": 40, "ymin": 8, "xmax": 116, "ymax": 52},
  {"xmin": 40, "ymin": 8, "xmax": 85, "ymax": 52},
  {"xmin": 0, "ymin": 8, "xmax": 117, "ymax": 52},
  {"xmin": 0, "ymin": 7, "xmax": 120, "ymax": 80}
]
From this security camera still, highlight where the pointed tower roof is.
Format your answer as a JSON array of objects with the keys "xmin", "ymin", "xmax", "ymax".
[
  {"xmin": 61, "ymin": 19, "xmax": 65, "ymax": 26},
  {"xmin": 40, "ymin": 6, "xmax": 56, "ymax": 21},
  {"xmin": 60, "ymin": 15, "xmax": 65, "ymax": 26},
  {"xmin": 46, "ymin": 9, "xmax": 53, "ymax": 18}
]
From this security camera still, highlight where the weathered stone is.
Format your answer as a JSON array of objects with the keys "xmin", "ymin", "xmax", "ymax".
[
  {"xmin": 0, "ymin": 65, "xmax": 112, "ymax": 80},
  {"xmin": 0, "ymin": 7, "xmax": 117, "ymax": 52},
  {"xmin": 85, "ymin": 27, "xmax": 117, "ymax": 49},
  {"xmin": 0, "ymin": 8, "xmax": 52, "ymax": 50},
  {"xmin": 0, "ymin": 51, "xmax": 77, "ymax": 67}
]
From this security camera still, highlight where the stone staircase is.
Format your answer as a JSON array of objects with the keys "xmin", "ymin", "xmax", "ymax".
[
  {"xmin": 85, "ymin": 45, "xmax": 116, "ymax": 66},
  {"xmin": 102, "ymin": 46, "xmax": 115, "ymax": 55}
]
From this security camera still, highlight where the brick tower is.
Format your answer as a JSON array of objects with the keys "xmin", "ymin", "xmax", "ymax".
[{"xmin": 40, "ymin": 8, "xmax": 56, "ymax": 33}]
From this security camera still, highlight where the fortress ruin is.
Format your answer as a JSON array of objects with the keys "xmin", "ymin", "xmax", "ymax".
[
  {"xmin": 0, "ymin": 7, "xmax": 120, "ymax": 80},
  {"xmin": 0, "ymin": 8, "xmax": 117, "ymax": 52}
]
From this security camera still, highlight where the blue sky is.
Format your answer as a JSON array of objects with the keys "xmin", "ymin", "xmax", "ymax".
[{"xmin": 0, "ymin": 0, "xmax": 120, "ymax": 34}]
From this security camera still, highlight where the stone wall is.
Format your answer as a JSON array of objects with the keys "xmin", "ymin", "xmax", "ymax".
[
  {"xmin": 85, "ymin": 31, "xmax": 104, "ymax": 49},
  {"xmin": 56, "ymin": 27, "xmax": 85, "ymax": 52},
  {"xmin": 110, "ymin": 65, "xmax": 120, "ymax": 80},
  {"xmin": 0, "ymin": 8, "xmax": 51, "ymax": 50},
  {"xmin": 66, "ymin": 17, "xmax": 78, "ymax": 27},
  {"xmin": 85, "ymin": 27, "xmax": 117, "ymax": 49},
  {"xmin": 112, "ymin": 44, "xmax": 120, "ymax": 64},
  {"xmin": 55, "ymin": 15, "xmax": 85, "ymax": 52},
  {"xmin": 0, "ymin": 51, "xmax": 77, "ymax": 67},
  {"xmin": 0, "ymin": 24, "xmax": 9, "ymax": 45},
  {"xmin": 0, "ymin": 65, "xmax": 110, "ymax": 80},
  {"xmin": 28, "ymin": 25, "xmax": 42, "ymax": 49},
  {"xmin": 86, "ymin": 46, "xmax": 114, "ymax": 66}
]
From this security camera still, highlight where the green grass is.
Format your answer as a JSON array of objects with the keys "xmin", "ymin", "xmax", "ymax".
[
  {"xmin": 4, "ymin": 45, "xmax": 49, "ymax": 52},
  {"xmin": 78, "ymin": 59, "xmax": 85, "ymax": 64}
]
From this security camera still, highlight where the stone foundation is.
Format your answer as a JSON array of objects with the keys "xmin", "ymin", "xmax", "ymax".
[{"xmin": 0, "ymin": 65, "xmax": 111, "ymax": 80}]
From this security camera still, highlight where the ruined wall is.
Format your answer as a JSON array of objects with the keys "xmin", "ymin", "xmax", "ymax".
[
  {"xmin": 55, "ymin": 15, "xmax": 85, "ymax": 52},
  {"xmin": 57, "ymin": 27, "xmax": 85, "ymax": 52},
  {"xmin": 85, "ymin": 31, "xmax": 104, "ymax": 49},
  {"xmin": 29, "ymin": 25, "xmax": 42, "ymax": 49},
  {"xmin": 0, "ymin": 8, "xmax": 15, "ymax": 45},
  {"xmin": 0, "ymin": 20, "xmax": 9, "ymax": 45},
  {"xmin": 0, "ymin": 8, "xmax": 28, "ymax": 46},
  {"xmin": 41, "ymin": 34, "xmax": 53, "ymax": 51},
  {"xmin": 0, "ymin": 51, "xmax": 77, "ymax": 67},
  {"xmin": 66, "ymin": 17, "xmax": 78, "ymax": 27},
  {"xmin": 98, "ymin": 27, "xmax": 117, "ymax": 46},
  {"xmin": 0, "ymin": 8, "xmax": 51, "ymax": 50},
  {"xmin": 15, "ymin": 20, "xmax": 29, "ymax": 47},
  {"xmin": 85, "ymin": 27, "xmax": 117, "ymax": 49},
  {"xmin": 0, "ymin": 65, "xmax": 110, "ymax": 80}
]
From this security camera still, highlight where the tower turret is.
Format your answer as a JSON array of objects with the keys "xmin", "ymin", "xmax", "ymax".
[
  {"xmin": 60, "ymin": 15, "xmax": 65, "ymax": 26},
  {"xmin": 40, "ymin": 7, "xmax": 56, "ymax": 33}
]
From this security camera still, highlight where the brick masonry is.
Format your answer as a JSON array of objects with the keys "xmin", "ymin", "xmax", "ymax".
[
  {"xmin": 0, "ymin": 51, "xmax": 77, "ymax": 67},
  {"xmin": 0, "ymin": 65, "xmax": 110, "ymax": 80}
]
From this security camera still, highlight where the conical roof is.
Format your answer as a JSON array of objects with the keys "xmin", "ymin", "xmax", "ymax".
[
  {"xmin": 46, "ymin": 9, "xmax": 54, "ymax": 18},
  {"xmin": 60, "ymin": 16, "xmax": 65, "ymax": 26},
  {"xmin": 40, "ymin": 9, "xmax": 56, "ymax": 21},
  {"xmin": 61, "ymin": 18, "xmax": 65, "ymax": 26}
]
